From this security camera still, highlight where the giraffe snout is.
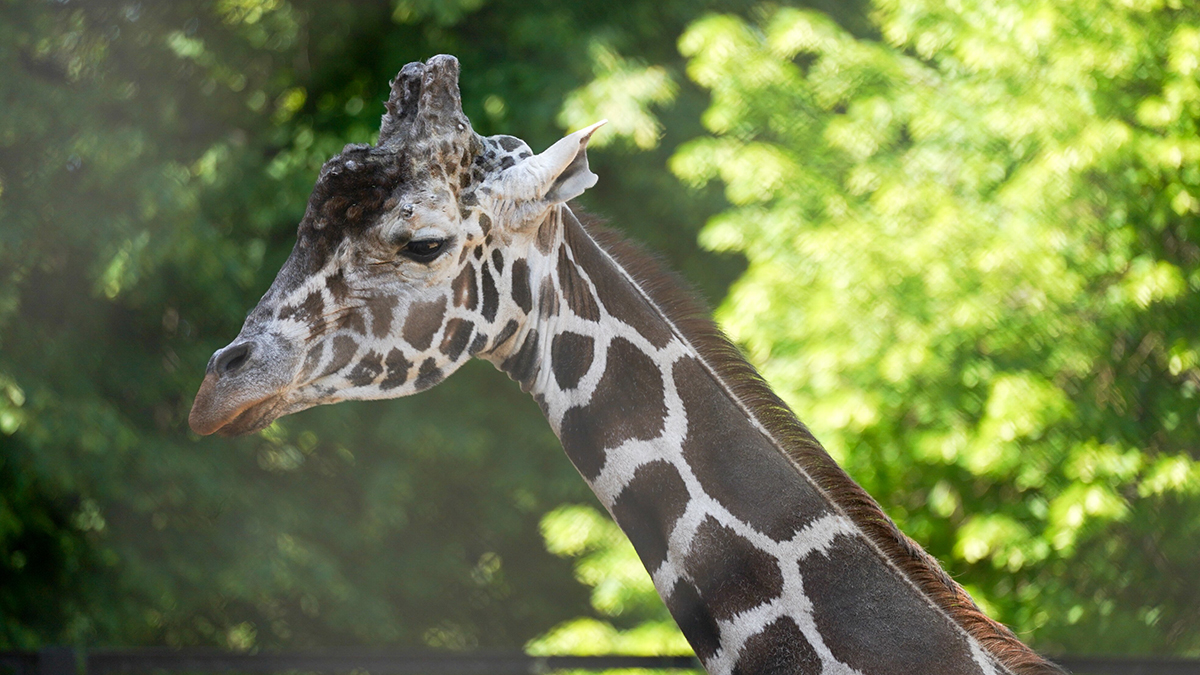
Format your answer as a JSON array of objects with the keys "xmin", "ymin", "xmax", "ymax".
[{"xmin": 190, "ymin": 336, "xmax": 292, "ymax": 436}]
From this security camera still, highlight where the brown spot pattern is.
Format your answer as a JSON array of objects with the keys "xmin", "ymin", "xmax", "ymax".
[
  {"xmin": 323, "ymin": 335, "xmax": 359, "ymax": 376},
  {"xmin": 674, "ymin": 356, "xmax": 831, "ymax": 541},
  {"xmin": 380, "ymin": 348, "xmax": 411, "ymax": 390},
  {"xmin": 798, "ymin": 536, "xmax": 984, "ymax": 675},
  {"xmin": 415, "ymin": 357, "xmax": 443, "ymax": 390},
  {"xmin": 611, "ymin": 460, "xmax": 690, "ymax": 574},
  {"xmin": 563, "ymin": 213, "xmax": 672, "ymax": 347},
  {"xmin": 550, "ymin": 331, "xmax": 593, "ymax": 390},
  {"xmin": 538, "ymin": 276, "xmax": 559, "ymax": 317},
  {"xmin": 347, "ymin": 350, "xmax": 384, "ymax": 387},
  {"xmin": 536, "ymin": 213, "xmax": 558, "ymax": 254},
  {"xmin": 511, "ymin": 257, "xmax": 532, "ymax": 313},
  {"xmin": 557, "ymin": 245, "xmax": 600, "ymax": 321},
  {"xmin": 279, "ymin": 291, "xmax": 326, "ymax": 336},
  {"xmin": 452, "ymin": 264, "xmax": 478, "ymax": 310},
  {"xmin": 325, "ymin": 269, "xmax": 350, "ymax": 302},
  {"xmin": 336, "ymin": 309, "xmax": 367, "ymax": 335},
  {"xmin": 402, "ymin": 296, "xmax": 447, "ymax": 351},
  {"xmin": 367, "ymin": 295, "xmax": 398, "ymax": 339},
  {"xmin": 491, "ymin": 248, "xmax": 504, "ymax": 274},
  {"xmin": 497, "ymin": 135, "xmax": 524, "ymax": 151},
  {"xmin": 500, "ymin": 329, "xmax": 540, "ymax": 392},
  {"xmin": 559, "ymin": 337, "xmax": 666, "ymax": 481},
  {"xmin": 481, "ymin": 261, "xmax": 499, "ymax": 322},
  {"xmin": 686, "ymin": 516, "xmax": 784, "ymax": 621},
  {"xmin": 439, "ymin": 318, "xmax": 474, "ymax": 361},
  {"xmin": 731, "ymin": 617, "xmax": 821, "ymax": 675},
  {"xmin": 493, "ymin": 319, "xmax": 519, "ymax": 350},
  {"xmin": 468, "ymin": 333, "xmax": 488, "ymax": 355},
  {"xmin": 666, "ymin": 580, "xmax": 722, "ymax": 661},
  {"xmin": 300, "ymin": 343, "xmax": 323, "ymax": 381}
]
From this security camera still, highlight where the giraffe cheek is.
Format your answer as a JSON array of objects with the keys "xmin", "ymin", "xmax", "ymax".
[
  {"xmin": 346, "ymin": 350, "xmax": 385, "ymax": 387},
  {"xmin": 413, "ymin": 357, "xmax": 445, "ymax": 391},
  {"xmin": 379, "ymin": 348, "xmax": 413, "ymax": 391},
  {"xmin": 297, "ymin": 342, "xmax": 325, "ymax": 383},
  {"xmin": 320, "ymin": 335, "xmax": 359, "ymax": 378},
  {"xmin": 366, "ymin": 295, "xmax": 399, "ymax": 339},
  {"xmin": 402, "ymin": 296, "xmax": 448, "ymax": 350},
  {"xmin": 439, "ymin": 318, "xmax": 474, "ymax": 361},
  {"xmin": 480, "ymin": 260, "xmax": 500, "ymax": 322},
  {"xmin": 452, "ymin": 264, "xmax": 478, "ymax": 310}
]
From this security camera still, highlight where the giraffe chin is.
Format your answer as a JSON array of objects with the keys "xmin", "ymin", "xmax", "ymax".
[
  {"xmin": 210, "ymin": 396, "xmax": 289, "ymax": 437},
  {"xmin": 189, "ymin": 393, "xmax": 288, "ymax": 437}
]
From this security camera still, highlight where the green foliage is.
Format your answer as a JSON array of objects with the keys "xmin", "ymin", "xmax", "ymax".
[
  {"xmin": 559, "ymin": 43, "xmax": 678, "ymax": 150},
  {"xmin": 671, "ymin": 0, "xmax": 1200, "ymax": 655}
]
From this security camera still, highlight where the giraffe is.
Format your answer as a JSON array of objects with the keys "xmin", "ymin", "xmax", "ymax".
[{"xmin": 189, "ymin": 55, "xmax": 1066, "ymax": 675}]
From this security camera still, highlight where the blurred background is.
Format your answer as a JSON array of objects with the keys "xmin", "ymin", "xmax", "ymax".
[{"xmin": 1, "ymin": 0, "xmax": 1198, "ymax": 660}]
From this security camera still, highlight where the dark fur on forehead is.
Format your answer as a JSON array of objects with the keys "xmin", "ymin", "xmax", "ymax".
[{"xmin": 297, "ymin": 144, "xmax": 409, "ymax": 262}]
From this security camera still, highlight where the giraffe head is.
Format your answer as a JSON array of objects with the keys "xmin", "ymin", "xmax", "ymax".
[{"xmin": 189, "ymin": 55, "xmax": 602, "ymax": 436}]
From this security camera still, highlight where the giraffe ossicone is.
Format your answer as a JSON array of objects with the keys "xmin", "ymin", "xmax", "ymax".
[{"xmin": 189, "ymin": 55, "xmax": 1065, "ymax": 675}]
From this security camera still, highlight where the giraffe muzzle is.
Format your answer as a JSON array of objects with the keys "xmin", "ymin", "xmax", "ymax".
[{"xmin": 189, "ymin": 336, "xmax": 295, "ymax": 436}]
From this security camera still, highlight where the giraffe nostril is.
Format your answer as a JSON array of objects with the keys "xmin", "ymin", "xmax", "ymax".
[{"xmin": 215, "ymin": 342, "xmax": 254, "ymax": 376}]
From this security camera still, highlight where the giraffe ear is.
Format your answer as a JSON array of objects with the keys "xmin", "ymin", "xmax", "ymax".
[
  {"xmin": 486, "ymin": 120, "xmax": 606, "ymax": 209},
  {"xmin": 539, "ymin": 120, "xmax": 605, "ymax": 203}
]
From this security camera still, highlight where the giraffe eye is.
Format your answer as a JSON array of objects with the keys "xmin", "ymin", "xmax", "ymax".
[{"xmin": 400, "ymin": 237, "xmax": 450, "ymax": 263}]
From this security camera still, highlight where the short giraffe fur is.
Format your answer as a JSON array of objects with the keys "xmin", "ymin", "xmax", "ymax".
[{"xmin": 189, "ymin": 56, "xmax": 1065, "ymax": 675}]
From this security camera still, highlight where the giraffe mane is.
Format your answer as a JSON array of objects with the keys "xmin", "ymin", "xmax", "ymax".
[{"xmin": 577, "ymin": 213, "xmax": 1064, "ymax": 675}]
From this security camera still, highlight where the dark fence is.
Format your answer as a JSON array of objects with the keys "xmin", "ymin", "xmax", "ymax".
[{"xmin": 2, "ymin": 648, "xmax": 1198, "ymax": 675}]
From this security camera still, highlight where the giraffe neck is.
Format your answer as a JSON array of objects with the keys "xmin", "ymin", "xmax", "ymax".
[{"xmin": 484, "ymin": 207, "xmax": 1059, "ymax": 675}]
